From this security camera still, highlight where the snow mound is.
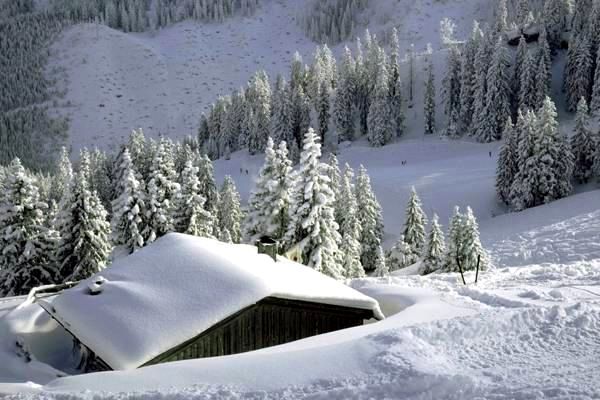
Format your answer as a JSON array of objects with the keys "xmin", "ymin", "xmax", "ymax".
[{"xmin": 45, "ymin": 233, "xmax": 383, "ymax": 370}]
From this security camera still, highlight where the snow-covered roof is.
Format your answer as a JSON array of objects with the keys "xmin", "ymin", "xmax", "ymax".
[{"xmin": 44, "ymin": 233, "xmax": 383, "ymax": 370}]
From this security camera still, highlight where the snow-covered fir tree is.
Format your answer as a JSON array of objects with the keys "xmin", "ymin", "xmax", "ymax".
[
  {"xmin": 334, "ymin": 46, "xmax": 356, "ymax": 143},
  {"xmin": 367, "ymin": 63, "xmax": 394, "ymax": 146},
  {"xmin": 196, "ymin": 154, "xmax": 220, "ymax": 220},
  {"xmin": 386, "ymin": 234, "xmax": 415, "ymax": 271},
  {"xmin": 271, "ymin": 78, "xmax": 295, "ymax": 152},
  {"xmin": 51, "ymin": 147, "xmax": 73, "ymax": 203},
  {"xmin": 355, "ymin": 165, "xmax": 384, "ymax": 272},
  {"xmin": 338, "ymin": 164, "xmax": 364, "ymax": 278},
  {"xmin": 110, "ymin": 148, "xmax": 145, "ymax": 254},
  {"xmin": 571, "ymin": 97, "xmax": 595, "ymax": 183},
  {"xmin": 510, "ymin": 98, "xmax": 573, "ymax": 210},
  {"xmin": 534, "ymin": 54, "xmax": 551, "ymax": 109},
  {"xmin": 513, "ymin": 35, "xmax": 528, "ymax": 115},
  {"xmin": 0, "ymin": 159, "xmax": 59, "ymax": 296},
  {"xmin": 519, "ymin": 48, "xmax": 539, "ymax": 112},
  {"xmin": 55, "ymin": 152, "xmax": 111, "ymax": 281},
  {"xmin": 496, "ymin": 117, "xmax": 519, "ymax": 205},
  {"xmin": 218, "ymin": 175, "xmax": 243, "ymax": 243},
  {"xmin": 543, "ymin": 0, "xmax": 568, "ymax": 50},
  {"xmin": 328, "ymin": 154, "xmax": 343, "ymax": 226},
  {"xmin": 471, "ymin": 31, "xmax": 493, "ymax": 137},
  {"xmin": 458, "ymin": 207, "xmax": 488, "ymax": 271},
  {"xmin": 317, "ymin": 81, "xmax": 331, "ymax": 144},
  {"xmin": 443, "ymin": 206, "xmax": 463, "ymax": 272},
  {"xmin": 245, "ymin": 138, "xmax": 293, "ymax": 244},
  {"xmin": 458, "ymin": 22, "xmax": 483, "ymax": 133},
  {"xmin": 246, "ymin": 71, "xmax": 272, "ymax": 154},
  {"xmin": 373, "ymin": 245, "xmax": 389, "ymax": 278},
  {"xmin": 143, "ymin": 139, "xmax": 180, "ymax": 243},
  {"xmin": 565, "ymin": 34, "xmax": 593, "ymax": 112},
  {"xmin": 127, "ymin": 128, "xmax": 149, "ymax": 181},
  {"xmin": 420, "ymin": 213, "xmax": 445, "ymax": 275},
  {"xmin": 424, "ymin": 56, "xmax": 436, "ymax": 135},
  {"xmin": 482, "ymin": 37, "xmax": 511, "ymax": 141},
  {"xmin": 592, "ymin": 50, "xmax": 600, "ymax": 114},
  {"xmin": 403, "ymin": 187, "xmax": 428, "ymax": 258},
  {"xmin": 443, "ymin": 45, "xmax": 462, "ymax": 127},
  {"xmin": 388, "ymin": 28, "xmax": 405, "ymax": 138},
  {"xmin": 285, "ymin": 128, "xmax": 342, "ymax": 279},
  {"xmin": 173, "ymin": 159, "xmax": 214, "ymax": 238}
]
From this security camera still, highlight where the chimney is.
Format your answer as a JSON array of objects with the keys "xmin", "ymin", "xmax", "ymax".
[{"xmin": 257, "ymin": 236, "xmax": 278, "ymax": 262}]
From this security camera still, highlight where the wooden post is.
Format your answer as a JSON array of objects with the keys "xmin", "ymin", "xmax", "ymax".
[
  {"xmin": 475, "ymin": 254, "xmax": 481, "ymax": 284},
  {"xmin": 456, "ymin": 250, "xmax": 466, "ymax": 286}
]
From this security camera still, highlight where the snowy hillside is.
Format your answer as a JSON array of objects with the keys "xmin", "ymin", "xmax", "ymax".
[
  {"xmin": 46, "ymin": 0, "xmax": 493, "ymax": 153},
  {"xmin": 1, "ymin": 190, "xmax": 600, "ymax": 399}
]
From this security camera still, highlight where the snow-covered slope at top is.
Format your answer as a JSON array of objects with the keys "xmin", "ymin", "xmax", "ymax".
[
  {"xmin": 46, "ymin": 233, "xmax": 381, "ymax": 371},
  {"xmin": 47, "ymin": 0, "xmax": 493, "ymax": 154}
]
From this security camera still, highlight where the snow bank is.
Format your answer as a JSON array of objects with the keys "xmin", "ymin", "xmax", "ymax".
[{"xmin": 46, "ymin": 233, "xmax": 383, "ymax": 370}]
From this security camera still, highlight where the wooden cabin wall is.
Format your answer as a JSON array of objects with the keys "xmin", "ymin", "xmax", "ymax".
[{"xmin": 146, "ymin": 297, "xmax": 371, "ymax": 366}]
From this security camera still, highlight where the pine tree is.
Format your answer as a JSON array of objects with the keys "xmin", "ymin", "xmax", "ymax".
[
  {"xmin": 494, "ymin": 0, "xmax": 508, "ymax": 34},
  {"xmin": 424, "ymin": 56, "xmax": 436, "ymax": 135},
  {"xmin": 443, "ymin": 45, "xmax": 462, "ymax": 124},
  {"xmin": 386, "ymin": 235, "xmax": 415, "ymax": 271},
  {"xmin": 338, "ymin": 164, "xmax": 364, "ymax": 278},
  {"xmin": 128, "ymin": 128, "xmax": 149, "ymax": 180},
  {"xmin": 110, "ymin": 149, "xmax": 145, "ymax": 254},
  {"xmin": 218, "ymin": 175, "xmax": 243, "ymax": 243},
  {"xmin": 509, "ymin": 110, "xmax": 539, "ymax": 210},
  {"xmin": 420, "ymin": 213, "xmax": 446, "ymax": 275},
  {"xmin": 173, "ymin": 159, "xmax": 214, "ymax": 238},
  {"xmin": 566, "ymin": 35, "xmax": 593, "ymax": 112},
  {"xmin": 572, "ymin": 97, "xmax": 595, "ymax": 183},
  {"xmin": 373, "ymin": 245, "xmax": 389, "ymax": 278},
  {"xmin": 471, "ymin": 32, "xmax": 493, "ymax": 137},
  {"xmin": 443, "ymin": 206, "xmax": 463, "ymax": 272},
  {"xmin": 482, "ymin": 37, "xmax": 511, "ymax": 141},
  {"xmin": 459, "ymin": 22, "xmax": 483, "ymax": 133},
  {"xmin": 328, "ymin": 154, "xmax": 342, "ymax": 227},
  {"xmin": 271, "ymin": 78, "xmax": 295, "ymax": 148},
  {"xmin": 403, "ymin": 187, "xmax": 428, "ymax": 257},
  {"xmin": 291, "ymin": 85, "xmax": 311, "ymax": 161},
  {"xmin": 334, "ymin": 46, "xmax": 356, "ymax": 142},
  {"xmin": 516, "ymin": 0, "xmax": 530, "ymax": 27},
  {"xmin": 285, "ymin": 128, "xmax": 342, "ymax": 279},
  {"xmin": 519, "ymin": 49, "xmax": 539, "ymax": 111},
  {"xmin": 245, "ymin": 138, "xmax": 293, "ymax": 244},
  {"xmin": 355, "ymin": 165, "xmax": 384, "ymax": 272},
  {"xmin": 55, "ymin": 153, "xmax": 111, "ymax": 281},
  {"xmin": 196, "ymin": 154, "xmax": 220, "ymax": 218},
  {"xmin": 543, "ymin": 0, "xmax": 568, "ymax": 50},
  {"xmin": 496, "ymin": 117, "xmax": 519, "ymax": 204},
  {"xmin": 51, "ymin": 147, "xmax": 73, "ymax": 203},
  {"xmin": 246, "ymin": 71, "xmax": 272, "ymax": 154},
  {"xmin": 317, "ymin": 82, "xmax": 331, "ymax": 144},
  {"xmin": 458, "ymin": 207, "xmax": 488, "ymax": 271},
  {"xmin": 535, "ymin": 54, "xmax": 551, "ymax": 108},
  {"xmin": 513, "ymin": 36, "xmax": 528, "ymax": 115},
  {"xmin": 590, "ymin": 50, "xmax": 600, "ymax": 114},
  {"xmin": 0, "ymin": 159, "xmax": 59, "ymax": 296},
  {"xmin": 389, "ymin": 28, "xmax": 405, "ymax": 138},
  {"xmin": 144, "ymin": 139, "xmax": 180, "ymax": 243},
  {"xmin": 368, "ymin": 64, "xmax": 393, "ymax": 146}
]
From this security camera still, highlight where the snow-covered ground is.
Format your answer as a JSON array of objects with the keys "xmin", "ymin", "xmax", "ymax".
[
  {"xmin": 2, "ymin": 189, "xmax": 600, "ymax": 399},
  {"xmin": 47, "ymin": 0, "xmax": 493, "ymax": 154}
]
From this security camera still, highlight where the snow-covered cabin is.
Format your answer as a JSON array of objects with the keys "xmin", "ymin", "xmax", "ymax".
[{"xmin": 39, "ymin": 233, "xmax": 383, "ymax": 372}]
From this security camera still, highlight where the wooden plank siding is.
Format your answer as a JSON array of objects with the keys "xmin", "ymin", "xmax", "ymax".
[{"xmin": 142, "ymin": 297, "xmax": 373, "ymax": 367}]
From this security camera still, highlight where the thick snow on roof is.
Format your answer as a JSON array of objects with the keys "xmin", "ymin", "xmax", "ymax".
[{"xmin": 47, "ymin": 233, "xmax": 382, "ymax": 370}]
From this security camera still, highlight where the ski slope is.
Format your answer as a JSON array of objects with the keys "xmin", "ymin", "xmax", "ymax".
[{"xmin": 46, "ymin": 0, "xmax": 493, "ymax": 154}]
